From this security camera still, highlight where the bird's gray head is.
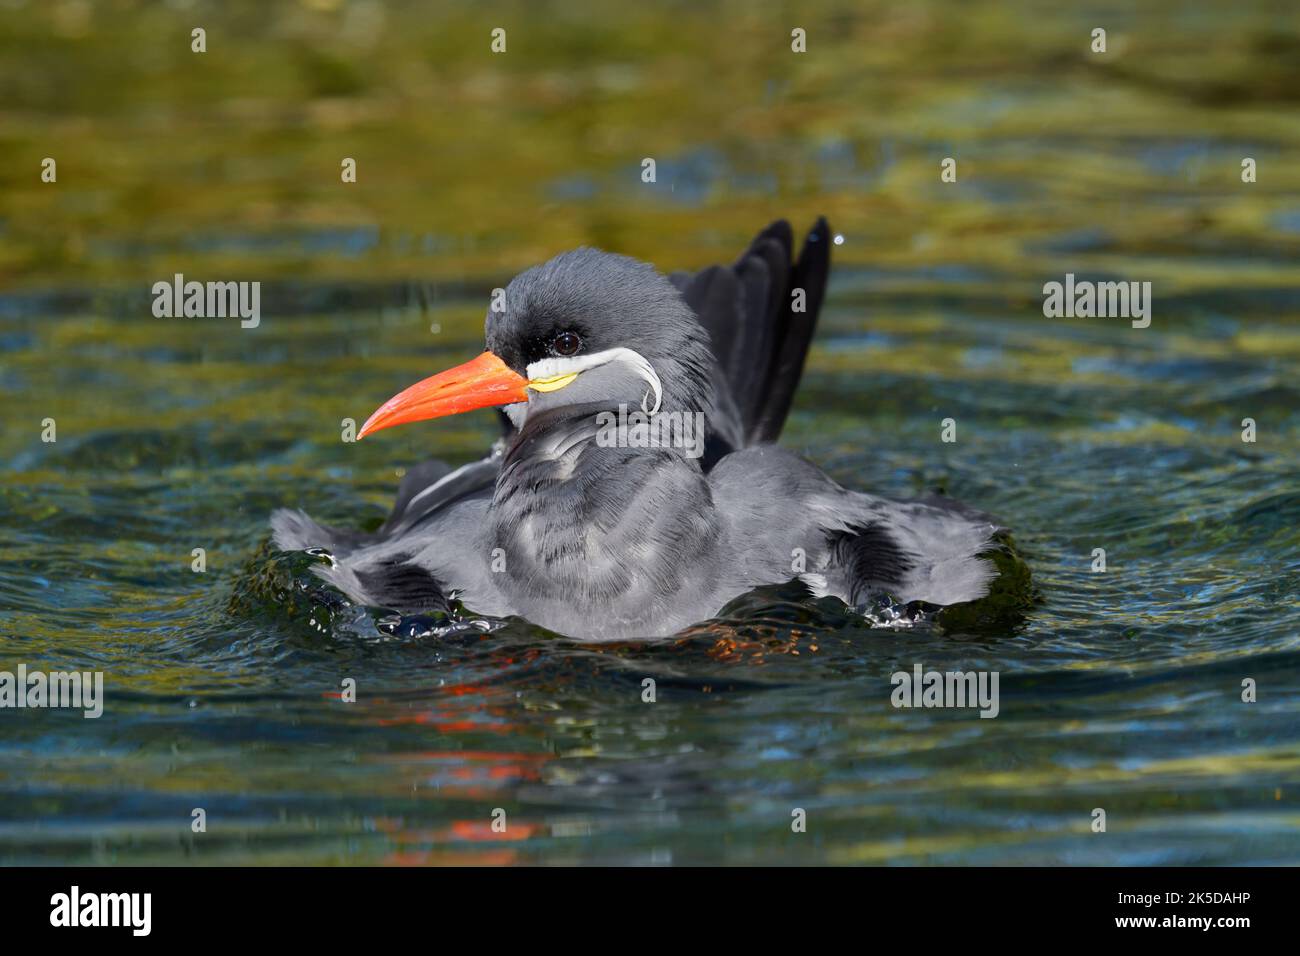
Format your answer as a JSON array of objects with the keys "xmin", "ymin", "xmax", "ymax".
[
  {"xmin": 487, "ymin": 247, "xmax": 713, "ymax": 429},
  {"xmin": 355, "ymin": 246, "xmax": 714, "ymax": 442}
]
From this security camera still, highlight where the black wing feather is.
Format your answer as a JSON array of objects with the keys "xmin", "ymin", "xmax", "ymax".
[
  {"xmin": 673, "ymin": 217, "xmax": 831, "ymax": 449},
  {"xmin": 750, "ymin": 216, "xmax": 830, "ymax": 443}
]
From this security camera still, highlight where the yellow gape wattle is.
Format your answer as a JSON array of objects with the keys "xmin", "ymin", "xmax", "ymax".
[{"xmin": 528, "ymin": 371, "xmax": 579, "ymax": 393}]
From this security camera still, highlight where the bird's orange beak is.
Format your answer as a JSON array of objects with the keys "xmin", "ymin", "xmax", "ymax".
[{"xmin": 357, "ymin": 351, "xmax": 529, "ymax": 440}]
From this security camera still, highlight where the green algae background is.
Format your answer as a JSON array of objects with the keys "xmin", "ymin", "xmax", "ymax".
[{"xmin": 2, "ymin": 0, "xmax": 1298, "ymax": 289}]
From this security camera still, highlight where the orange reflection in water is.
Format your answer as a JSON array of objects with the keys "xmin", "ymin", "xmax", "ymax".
[{"xmin": 374, "ymin": 814, "xmax": 544, "ymax": 866}]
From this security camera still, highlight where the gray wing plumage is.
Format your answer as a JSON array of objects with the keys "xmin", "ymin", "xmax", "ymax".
[
  {"xmin": 707, "ymin": 445, "xmax": 1002, "ymax": 609},
  {"xmin": 269, "ymin": 441, "xmax": 507, "ymax": 612},
  {"xmin": 821, "ymin": 495, "xmax": 1003, "ymax": 607}
]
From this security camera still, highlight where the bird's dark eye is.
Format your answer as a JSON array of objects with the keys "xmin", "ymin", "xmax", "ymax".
[{"xmin": 552, "ymin": 331, "xmax": 582, "ymax": 356}]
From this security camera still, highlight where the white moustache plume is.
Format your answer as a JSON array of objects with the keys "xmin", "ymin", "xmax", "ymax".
[{"xmin": 526, "ymin": 346, "xmax": 663, "ymax": 414}]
